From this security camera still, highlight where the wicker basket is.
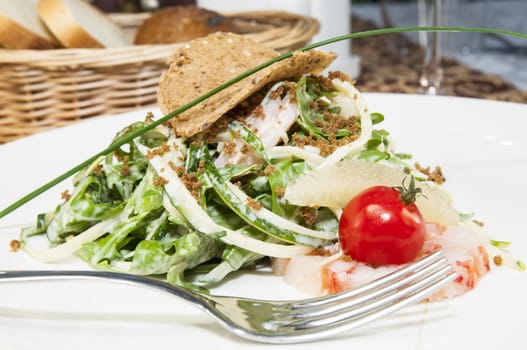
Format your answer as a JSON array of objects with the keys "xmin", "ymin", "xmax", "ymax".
[{"xmin": 0, "ymin": 10, "xmax": 319, "ymax": 144}]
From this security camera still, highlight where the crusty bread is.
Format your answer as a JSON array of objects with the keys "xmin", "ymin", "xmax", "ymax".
[
  {"xmin": 157, "ymin": 32, "xmax": 336, "ymax": 137},
  {"xmin": 0, "ymin": 0, "xmax": 56, "ymax": 49},
  {"xmin": 38, "ymin": 0, "xmax": 129, "ymax": 48},
  {"xmin": 134, "ymin": 6, "xmax": 236, "ymax": 45}
]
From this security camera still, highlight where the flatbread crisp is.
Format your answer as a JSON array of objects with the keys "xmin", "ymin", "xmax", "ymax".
[{"xmin": 157, "ymin": 32, "xmax": 336, "ymax": 137}]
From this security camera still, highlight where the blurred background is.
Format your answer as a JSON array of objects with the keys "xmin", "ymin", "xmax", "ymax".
[
  {"xmin": 352, "ymin": 0, "xmax": 527, "ymax": 91},
  {"xmin": 89, "ymin": 0, "xmax": 526, "ymax": 97}
]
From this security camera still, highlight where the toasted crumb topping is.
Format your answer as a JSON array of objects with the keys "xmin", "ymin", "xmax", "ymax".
[
  {"xmin": 153, "ymin": 176, "xmax": 169, "ymax": 186},
  {"xmin": 61, "ymin": 189, "xmax": 71, "ymax": 201},
  {"xmin": 168, "ymin": 161, "xmax": 183, "ymax": 174},
  {"xmin": 307, "ymin": 247, "xmax": 332, "ymax": 257},
  {"xmin": 120, "ymin": 165, "xmax": 131, "ymax": 177},
  {"xmin": 291, "ymin": 124, "xmax": 361, "ymax": 157},
  {"xmin": 320, "ymin": 114, "xmax": 360, "ymax": 138},
  {"xmin": 274, "ymin": 187, "xmax": 285, "ymax": 197},
  {"xmin": 493, "ymin": 255, "xmax": 503, "ymax": 266},
  {"xmin": 9, "ymin": 239, "xmax": 21, "ymax": 252},
  {"xmin": 269, "ymin": 81, "xmax": 297, "ymax": 103},
  {"xmin": 222, "ymin": 142, "xmax": 237, "ymax": 155},
  {"xmin": 167, "ymin": 161, "xmax": 203, "ymax": 200},
  {"xmin": 327, "ymin": 70, "xmax": 355, "ymax": 84},
  {"xmin": 415, "ymin": 162, "xmax": 445, "ymax": 184},
  {"xmin": 93, "ymin": 164, "xmax": 103, "ymax": 176},
  {"xmin": 289, "ymin": 74, "xmax": 362, "ymax": 156},
  {"xmin": 240, "ymin": 143, "xmax": 250, "ymax": 155},
  {"xmin": 252, "ymin": 104, "xmax": 265, "ymax": 120},
  {"xmin": 299, "ymin": 206, "xmax": 317, "ymax": 226},
  {"xmin": 263, "ymin": 164, "xmax": 277, "ymax": 176},
  {"xmin": 181, "ymin": 171, "xmax": 202, "ymax": 200},
  {"xmin": 246, "ymin": 197, "xmax": 263, "ymax": 210},
  {"xmin": 473, "ymin": 219, "xmax": 485, "ymax": 227},
  {"xmin": 144, "ymin": 112, "xmax": 155, "ymax": 124},
  {"xmin": 316, "ymin": 75, "xmax": 335, "ymax": 91},
  {"xmin": 146, "ymin": 142, "xmax": 172, "ymax": 159}
]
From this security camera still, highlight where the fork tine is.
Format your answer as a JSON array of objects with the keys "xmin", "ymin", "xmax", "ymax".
[
  {"xmin": 285, "ymin": 264, "xmax": 455, "ymax": 328},
  {"xmin": 291, "ymin": 250, "xmax": 446, "ymax": 310},
  {"xmin": 278, "ymin": 264, "xmax": 457, "ymax": 334},
  {"xmin": 269, "ymin": 268, "xmax": 457, "ymax": 343},
  {"xmin": 289, "ymin": 254, "xmax": 451, "ymax": 318}
]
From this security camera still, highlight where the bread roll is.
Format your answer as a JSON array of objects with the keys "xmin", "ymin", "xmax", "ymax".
[
  {"xmin": 38, "ymin": 0, "xmax": 130, "ymax": 48},
  {"xmin": 0, "ymin": 0, "xmax": 56, "ymax": 49},
  {"xmin": 134, "ymin": 6, "xmax": 236, "ymax": 45}
]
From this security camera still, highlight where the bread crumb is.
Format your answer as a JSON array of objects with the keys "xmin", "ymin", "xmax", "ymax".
[
  {"xmin": 120, "ymin": 165, "xmax": 131, "ymax": 177},
  {"xmin": 415, "ymin": 162, "xmax": 445, "ymax": 184},
  {"xmin": 246, "ymin": 197, "xmax": 263, "ymax": 210},
  {"xmin": 9, "ymin": 239, "xmax": 21, "ymax": 252},
  {"xmin": 146, "ymin": 142, "xmax": 172, "ymax": 159},
  {"xmin": 167, "ymin": 161, "xmax": 203, "ymax": 200},
  {"xmin": 93, "ymin": 164, "xmax": 103, "ymax": 176},
  {"xmin": 61, "ymin": 189, "xmax": 71, "ymax": 201},
  {"xmin": 145, "ymin": 112, "xmax": 155, "ymax": 123},
  {"xmin": 493, "ymin": 255, "xmax": 503, "ymax": 266},
  {"xmin": 222, "ymin": 142, "xmax": 237, "ymax": 155},
  {"xmin": 307, "ymin": 247, "xmax": 332, "ymax": 257},
  {"xmin": 264, "ymin": 164, "xmax": 276, "ymax": 176},
  {"xmin": 473, "ymin": 219, "xmax": 485, "ymax": 227},
  {"xmin": 153, "ymin": 176, "xmax": 169, "ymax": 186},
  {"xmin": 299, "ymin": 207, "xmax": 317, "ymax": 226},
  {"xmin": 328, "ymin": 70, "xmax": 355, "ymax": 84}
]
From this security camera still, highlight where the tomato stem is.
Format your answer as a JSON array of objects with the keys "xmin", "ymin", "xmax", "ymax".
[{"xmin": 395, "ymin": 176, "xmax": 422, "ymax": 205}]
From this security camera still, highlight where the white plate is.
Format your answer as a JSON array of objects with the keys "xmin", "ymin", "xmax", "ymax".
[{"xmin": 0, "ymin": 94, "xmax": 526, "ymax": 350}]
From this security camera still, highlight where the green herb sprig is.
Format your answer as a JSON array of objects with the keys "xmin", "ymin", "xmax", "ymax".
[{"xmin": 1, "ymin": 26, "xmax": 526, "ymax": 219}]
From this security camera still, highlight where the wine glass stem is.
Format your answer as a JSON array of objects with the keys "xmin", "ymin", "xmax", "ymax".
[{"xmin": 419, "ymin": 0, "xmax": 443, "ymax": 94}]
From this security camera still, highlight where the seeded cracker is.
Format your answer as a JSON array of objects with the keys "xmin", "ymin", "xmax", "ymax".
[{"xmin": 157, "ymin": 32, "xmax": 336, "ymax": 137}]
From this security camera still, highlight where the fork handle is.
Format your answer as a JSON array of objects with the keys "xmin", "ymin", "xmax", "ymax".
[{"xmin": 0, "ymin": 270, "xmax": 205, "ymax": 306}]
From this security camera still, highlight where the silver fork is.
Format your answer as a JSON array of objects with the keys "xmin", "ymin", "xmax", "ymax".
[{"xmin": 0, "ymin": 250, "xmax": 456, "ymax": 344}]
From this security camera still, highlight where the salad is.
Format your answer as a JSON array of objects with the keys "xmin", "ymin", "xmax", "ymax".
[{"xmin": 17, "ymin": 33, "xmax": 522, "ymax": 297}]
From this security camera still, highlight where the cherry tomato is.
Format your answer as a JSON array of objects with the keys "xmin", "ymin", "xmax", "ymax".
[{"xmin": 338, "ymin": 185, "xmax": 426, "ymax": 265}]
